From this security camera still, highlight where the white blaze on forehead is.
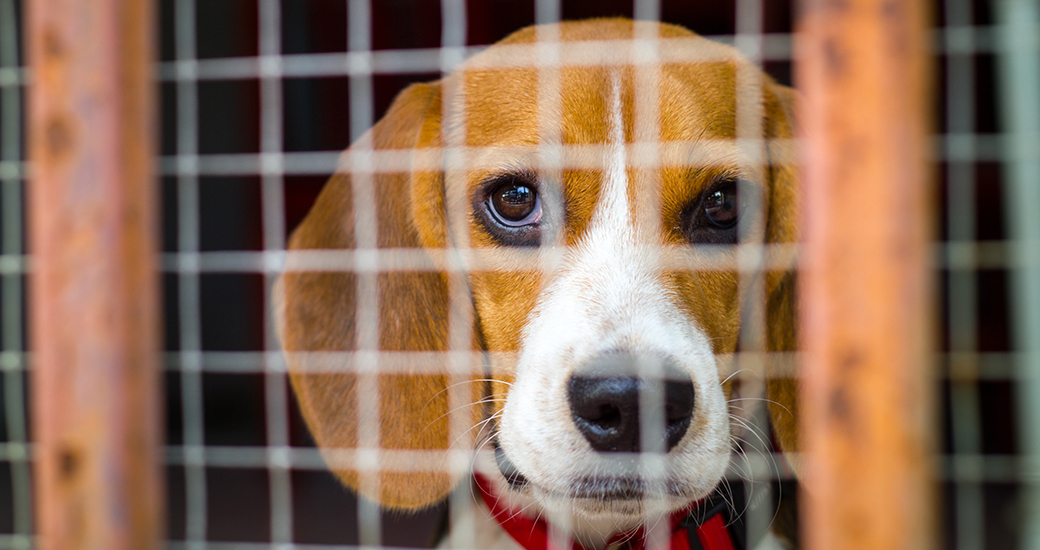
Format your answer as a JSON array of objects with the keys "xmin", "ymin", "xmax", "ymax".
[
  {"xmin": 521, "ymin": 68, "xmax": 685, "ymax": 365},
  {"xmin": 600, "ymin": 70, "xmax": 631, "ymax": 236}
]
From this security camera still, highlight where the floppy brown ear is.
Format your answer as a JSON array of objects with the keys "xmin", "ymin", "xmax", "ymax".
[
  {"xmin": 763, "ymin": 81, "xmax": 800, "ymax": 470},
  {"xmin": 275, "ymin": 81, "xmax": 479, "ymax": 509}
]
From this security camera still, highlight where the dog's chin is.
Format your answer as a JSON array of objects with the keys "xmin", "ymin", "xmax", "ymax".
[
  {"xmin": 526, "ymin": 483, "xmax": 694, "ymax": 527},
  {"xmin": 491, "ymin": 444, "xmax": 720, "ymax": 529},
  {"xmin": 496, "ymin": 453, "xmax": 698, "ymax": 523}
]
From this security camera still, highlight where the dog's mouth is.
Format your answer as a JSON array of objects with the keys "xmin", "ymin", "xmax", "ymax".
[
  {"xmin": 494, "ymin": 442, "xmax": 690, "ymax": 501},
  {"xmin": 569, "ymin": 476, "xmax": 692, "ymax": 500},
  {"xmin": 494, "ymin": 444, "xmax": 530, "ymax": 490}
]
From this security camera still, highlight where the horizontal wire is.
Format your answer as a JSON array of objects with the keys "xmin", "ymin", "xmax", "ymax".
[
  {"xmin": 0, "ymin": 442, "xmax": 28, "ymax": 461},
  {"xmin": 4, "ymin": 347, "xmax": 1033, "ymax": 388},
  {"xmin": 1, "ymin": 440, "xmax": 1036, "ymax": 485},
  {"xmin": 0, "ymin": 254, "xmax": 25, "ymax": 274},
  {"xmin": 0, "ymin": 25, "xmax": 1030, "ymax": 90},
  {"xmin": 0, "ymin": 159, "xmax": 21, "ymax": 179},
  {"xmin": 146, "ymin": 132, "xmax": 1032, "ymax": 177},
  {"xmin": 0, "ymin": 534, "xmax": 31, "ymax": 550},
  {"xmin": 155, "ymin": 139, "xmax": 796, "ymax": 176},
  {"xmin": 0, "ymin": 133, "xmax": 1031, "ymax": 181},
  {"xmin": 161, "ymin": 446, "xmax": 1040, "ymax": 484},
  {"xmin": 3, "ymin": 241, "xmax": 1035, "ymax": 275},
  {"xmin": 7, "ymin": 348, "xmax": 1038, "ymax": 383},
  {"xmin": 154, "ymin": 34, "xmax": 791, "ymax": 83},
  {"xmin": 152, "ymin": 350, "xmax": 1037, "ymax": 383},
  {"xmin": 145, "ymin": 25, "xmax": 1039, "ymax": 84},
  {"xmin": 166, "ymin": 243, "xmax": 801, "ymax": 274},
  {"xmin": 160, "ymin": 241, "xmax": 1025, "ymax": 274}
]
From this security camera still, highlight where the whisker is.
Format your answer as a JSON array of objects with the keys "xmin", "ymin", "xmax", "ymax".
[
  {"xmin": 726, "ymin": 396, "xmax": 792, "ymax": 416},
  {"xmin": 419, "ymin": 396, "xmax": 506, "ymax": 439},
  {"xmin": 447, "ymin": 411, "xmax": 503, "ymax": 452},
  {"xmin": 720, "ymin": 368, "xmax": 751, "ymax": 387},
  {"xmin": 424, "ymin": 377, "xmax": 513, "ymax": 409}
]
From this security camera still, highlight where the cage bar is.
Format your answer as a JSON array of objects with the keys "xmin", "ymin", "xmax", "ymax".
[
  {"xmin": 943, "ymin": 0, "xmax": 985, "ymax": 548},
  {"xmin": 171, "ymin": 0, "xmax": 209, "ymax": 546},
  {"xmin": 797, "ymin": 0, "xmax": 935, "ymax": 548},
  {"xmin": 26, "ymin": 0, "xmax": 163, "ymax": 549}
]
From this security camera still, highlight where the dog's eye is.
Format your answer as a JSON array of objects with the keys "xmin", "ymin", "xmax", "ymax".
[
  {"xmin": 680, "ymin": 177, "xmax": 745, "ymax": 244},
  {"xmin": 489, "ymin": 181, "xmax": 541, "ymax": 227},
  {"xmin": 703, "ymin": 182, "xmax": 738, "ymax": 228}
]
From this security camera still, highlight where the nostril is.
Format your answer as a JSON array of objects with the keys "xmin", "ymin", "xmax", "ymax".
[
  {"xmin": 567, "ymin": 353, "xmax": 696, "ymax": 454},
  {"xmin": 575, "ymin": 402, "xmax": 623, "ymax": 429},
  {"xmin": 663, "ymin": 379, "xmax": 695, "ymax": 450},
  {"xmin": 665, "ymin": 379, "xmax": 696, "ymax": 421},
  {"xmin": 568, "ymin": 375, "xmax": 641, "ymax": 453},
  {"xmin": 594, "ymin": 405, "xmax": 622, "ymax": 428}
]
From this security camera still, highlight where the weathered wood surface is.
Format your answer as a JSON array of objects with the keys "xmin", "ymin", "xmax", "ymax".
[
  {"xmin": 27, "ymin": 0, "xmax": 163, "ymax": 548},
  {"xmin": 797, "ymin": 0, "xmax": 936, "ymax": 548}
]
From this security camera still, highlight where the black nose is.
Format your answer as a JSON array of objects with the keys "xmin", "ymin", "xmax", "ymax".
[{"xmin": 567, "ymin": 353, "xmax": 695, "ymax": 453}]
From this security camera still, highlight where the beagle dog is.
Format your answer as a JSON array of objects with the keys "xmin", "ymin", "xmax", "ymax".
[{"xmin": 276, "ymin": 18, "xmax": 799, "ymax": 550}]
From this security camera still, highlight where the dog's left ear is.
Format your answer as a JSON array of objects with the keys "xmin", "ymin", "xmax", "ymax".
[
  {"xmin": 762, "ymin": 81, "xmax": 800, "ymax": 470},
  {"xmin": 275, "ymin": 81, "xmax": 480, "ymax": 510}
]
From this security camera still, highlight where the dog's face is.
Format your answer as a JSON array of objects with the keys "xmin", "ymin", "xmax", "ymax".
[{"xmin": 277, "ymin": 17, "xmax": 798, "ymax": 540}]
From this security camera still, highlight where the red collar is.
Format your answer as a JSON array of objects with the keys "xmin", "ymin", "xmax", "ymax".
[{"xmin": 474, "ymin": 474, "xmax": 739, "ymax": 550}]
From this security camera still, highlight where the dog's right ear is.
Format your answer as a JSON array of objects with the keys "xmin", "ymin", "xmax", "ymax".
[{"xmin": 275, "ymin": 81, "xmax": 479, "ymax": 510}]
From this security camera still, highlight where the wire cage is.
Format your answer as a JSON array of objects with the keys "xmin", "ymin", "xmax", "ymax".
[{"xmin": 1, "ymin": 0, "xmax": 1039, "ymax": 549}]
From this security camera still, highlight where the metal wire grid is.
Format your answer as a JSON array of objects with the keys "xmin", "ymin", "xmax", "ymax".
[
  {"xmin": 943, "ymin": 1, "xmax": 1040, "ymax": 550},
  {"xmin": 0, "ymin": 0, "xmax": 1037, "ymax": 548}
]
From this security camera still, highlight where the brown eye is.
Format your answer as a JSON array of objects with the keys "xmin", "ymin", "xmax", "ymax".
[
  {"xmin": 489, "ymin": 182, "xmax": 541, "ymax": 227},
  {"xmin": 703, "ymin": 182, "xmax": 738, "ymax": 228},
  {"xmin": 679, "ymin": 177, "xmax": 746, "ymax": 245}
]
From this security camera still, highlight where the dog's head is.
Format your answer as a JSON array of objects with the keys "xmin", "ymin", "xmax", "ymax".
[{"xmin": 276, "ymin": 17, "xmax": 797, "ymax": 538}]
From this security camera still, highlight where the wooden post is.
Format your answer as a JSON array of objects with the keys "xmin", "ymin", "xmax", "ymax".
[
  {"xmin": 26, "ymin": 0, "xmax": 163, "ymax": 549},
  {"xmin": 796, "ymin": 0, "xmax": 935, "ymax": 548}
]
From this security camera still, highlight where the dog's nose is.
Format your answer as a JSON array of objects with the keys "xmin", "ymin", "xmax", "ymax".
[{"xmin": 567, "ymin": 353, "xmax": 695, "ymax": 453}]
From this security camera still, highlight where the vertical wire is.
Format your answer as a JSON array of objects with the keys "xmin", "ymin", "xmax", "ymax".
[
  {"xmin": 991, "ymin": 0, "xmax": 1040, "ymax": 548},
  {"xmin": 347, "ymin": 1, "xmax": 381, "ymax": 547},
  {"xmin": 0, "ymin": 1, "xmax": 31, "ymax": 546},
  {"xmin": 258, "ymin": 0, "xmax": 293, "ymax": 547},
  {"xmin": 633, "ymin": 0, "xmax": 660, "ymax": 22},
  {"xmin": 630, "ymin": 4, "xmax": 667, "ymax": 546},
  {"xmin": 439, "ymin": 0, "xmax": 476, "ymax": 548},
  {"xmin": 531, "ymin": 2, "xmax": 568, "ymax": 547},
  {"xmin": 734, "ymin": 0, "xmax": 773, "ymax": 542},
  {"xmin": 175, "ymin": 0, "xmax": 207, "ymax": 546},
  {"xmin": 534, "ymin": 3, "xmax": 563, "ymax": 256},
  {"xmin": 535, "ymin": 0, "xmax": 561, "ymax": 26},
  {"xmin": 943, "ymin": 1, "xmax": 984, "ymax": 548}
]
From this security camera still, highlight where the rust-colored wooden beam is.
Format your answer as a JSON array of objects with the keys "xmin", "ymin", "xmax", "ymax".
[
  {"xmin": 26, "ymin": 0, "xmax": 162, "ymax": 549},
  {"xmin": 796, "ymin": 0, "xmax": 935, "ymax": 548}
]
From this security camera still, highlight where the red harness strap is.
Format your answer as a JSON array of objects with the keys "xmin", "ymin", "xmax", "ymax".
[{"xmin": 474, "ymin": 474, "xmax": 737, "ymax": 550}]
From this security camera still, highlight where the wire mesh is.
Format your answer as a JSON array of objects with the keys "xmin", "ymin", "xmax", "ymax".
[{"xmin": 0, "ymin": 0, "xmax": 1037, "ymax": 548}]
